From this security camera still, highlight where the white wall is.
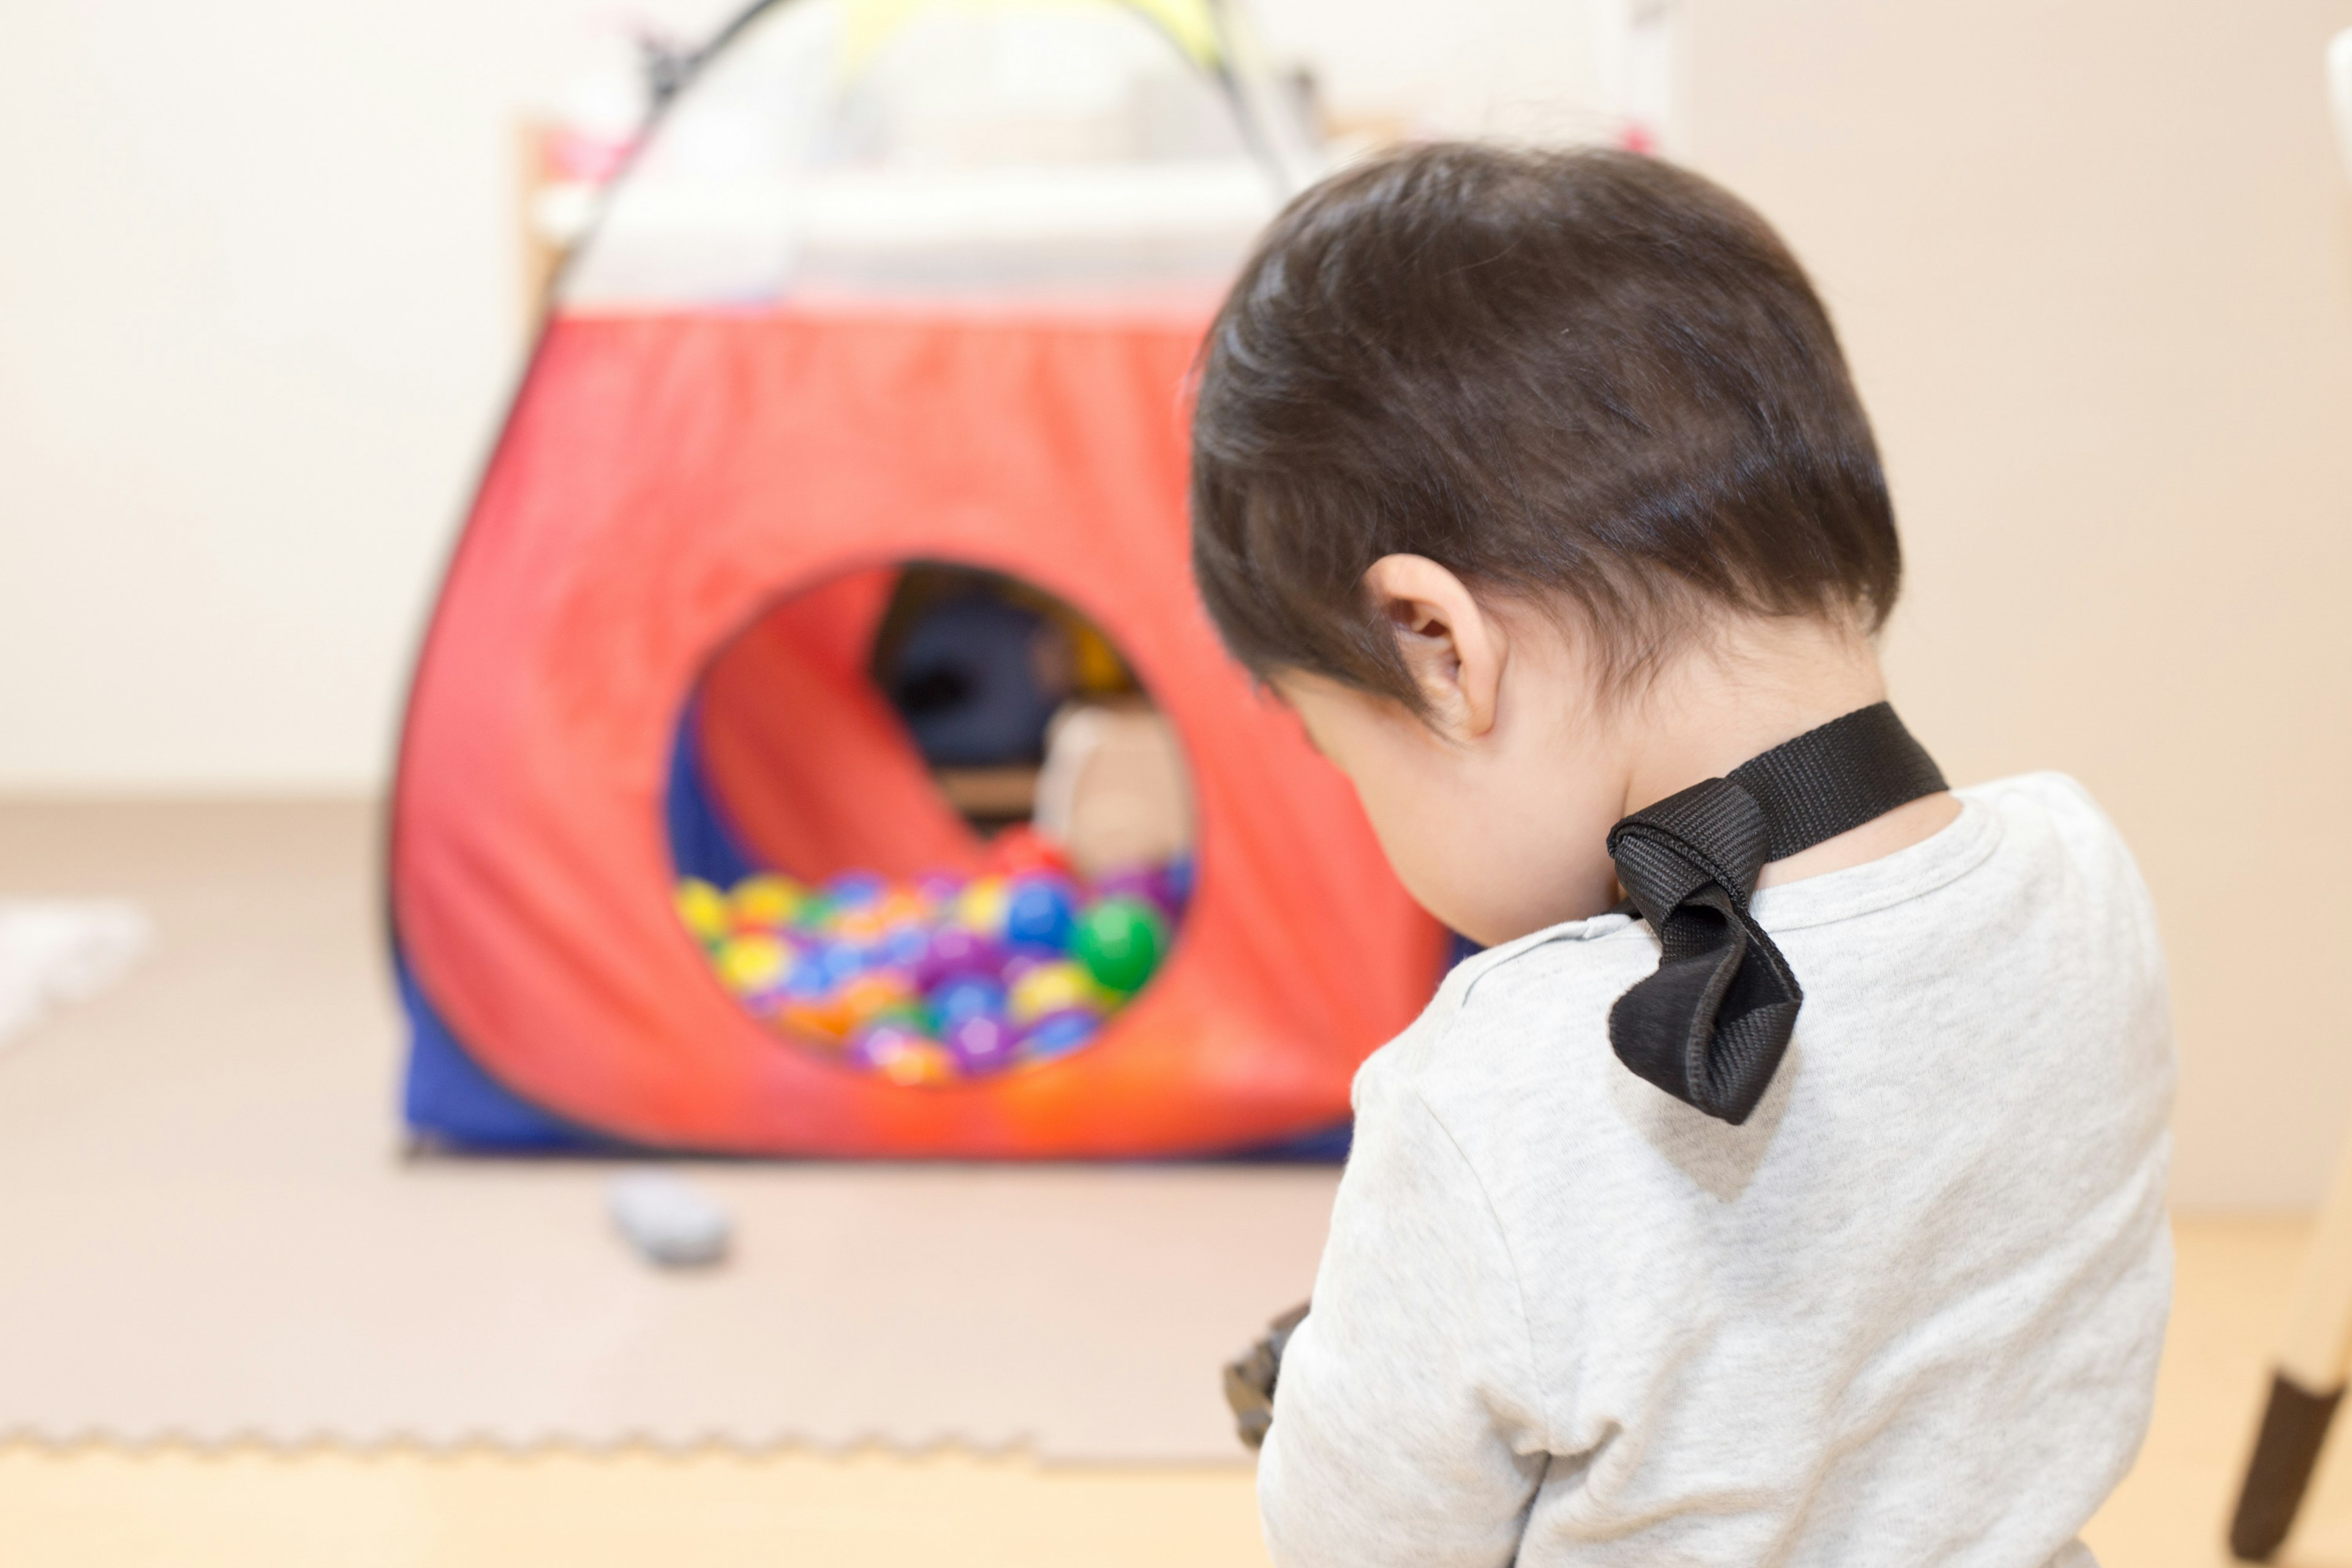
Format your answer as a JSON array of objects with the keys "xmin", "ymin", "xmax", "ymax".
[
  {"xmin": 0, "ymin": 2, "xmax": 687, "ymax": 790},
  {"xmin": 1681, "ymin": 0, "xmax": 2352, "ymax": 1208},
  {"xmin": 0, "ymin": 0, "xmax": 1597, "ymax": 794}
]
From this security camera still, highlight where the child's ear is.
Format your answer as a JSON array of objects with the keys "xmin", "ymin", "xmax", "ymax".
[{"xmin": 1362, "ymin": 554, "xmax": 1507, "ymax": 741}]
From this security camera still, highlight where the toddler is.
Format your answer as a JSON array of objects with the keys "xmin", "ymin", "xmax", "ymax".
[{"xmin": 1191, "ymin": 144, "xmax": 2172, "ymax": 1567}]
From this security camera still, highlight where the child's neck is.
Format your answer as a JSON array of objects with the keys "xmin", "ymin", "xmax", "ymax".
[{"xmin": 1615, "ymin": 616, "xmax": 1959, "ymax": 889}]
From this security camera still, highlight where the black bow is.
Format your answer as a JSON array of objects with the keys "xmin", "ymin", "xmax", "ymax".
[{"xmin": 1604, "ymin": 704, "xmax": 1946, "ymax": 1126}]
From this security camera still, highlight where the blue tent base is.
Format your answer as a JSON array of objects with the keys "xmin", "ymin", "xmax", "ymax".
[{"xmin": 398, "ymin": 956, "xmax": 616, "ymax": 1153}]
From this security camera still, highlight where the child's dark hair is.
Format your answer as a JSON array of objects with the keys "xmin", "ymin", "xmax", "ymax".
[{"xmin": 1189, "ymin": 143, "xmax": 1901, "ymax": 711}]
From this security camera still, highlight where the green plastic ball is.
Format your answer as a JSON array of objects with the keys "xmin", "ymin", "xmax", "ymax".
[{"xmin": 1073, "ymin": 896, "xmax": 1168, "ymax": 994}]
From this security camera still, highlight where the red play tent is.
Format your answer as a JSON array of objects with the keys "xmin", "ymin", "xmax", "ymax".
[{"xmin": 390, "ymin": 0, "xmax": 1445, "ymax": 1157}]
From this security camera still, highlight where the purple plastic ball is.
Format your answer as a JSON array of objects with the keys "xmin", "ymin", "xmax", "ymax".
[
  {"xmin": 1091, "ymin": 867, "xmax": 1156, "ymax": 903},
  {"xmin": 1093, "ymin": 864, "xmax": 1186, "ymax": 921},
  {"xmin": 943, "ymin": 1012, "xmax": 1017, "ymax": 1073},
  {"xmin": 1158, "ymin": 855, "xmax": 1195, "ymax": 913},
  {"xmin": 847, "ymin": 1019, "xmax": 930, "ymax": 1072},
  {"xmin": 915, "ymin": 925, "xmax": 1003, "ymax": 990}
]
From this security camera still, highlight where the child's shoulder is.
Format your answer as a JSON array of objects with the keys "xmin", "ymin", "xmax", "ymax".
[
  {"xmin": 1956, "ymin": 770, "xmax": 2156, "ymax": 916},
  {"xmin": 1961, "ymin": 768, "xmax": 2118, "ymax": 843},
  {"xmin": 1356, "ymin": 910, "xmax": 1656, "ymax": 1112}
]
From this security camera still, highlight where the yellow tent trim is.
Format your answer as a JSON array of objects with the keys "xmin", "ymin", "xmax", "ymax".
[{"xmin": 839, "ymin": 0, "xmax": 1225, "ymax": 74}]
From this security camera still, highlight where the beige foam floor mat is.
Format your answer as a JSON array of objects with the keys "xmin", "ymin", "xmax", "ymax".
[
  {"xmin": 0, "ymin": 801, "xmax": 1334, "ymax": 1460},
  {"xmin": 0, "ymin": 1220, "xmax": 2325, "ymax": 1567}
]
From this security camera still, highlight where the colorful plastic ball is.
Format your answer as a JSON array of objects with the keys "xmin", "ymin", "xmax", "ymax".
[
  {"xmin": 927, "ymin": 974, "xmax": 1008, "ymax": 1027},
  {"xmin": 731, "ymin": 873, "xmax": 807, "ymax": 929},
  {"xmin": 716, "ymin": 933, "xmax": 791, "ymax": 995},
  {"xmin": 781, "ymin": 952, "xmax": 832, "ymax": 999},
  {"xmin": 876, "ymin": 923, "xmax": 930, "ymax": 973},
  {"xmin": 1088, "ymin": 864, "xmax": 1186, "ymax": 921},
  {"xmin": 875, "ymin": 889, "xmax": 930, "ymax": 930},
  {"xmin": 832, "ymin": 904, "xmax": 889, "ymax": 943},
  {"xmin": 1003, "ymin": 876, "xmax": 1078, "ymax": 952},
  {"xmin": 698, "ymin": 850, "xmax": 1194, "ymax": 1079},
  {"xmin": 1160, "ymin": 854, "xmax": 1195, "ymax": 911},
  {"xmin": 955, "ymin": 876, "xmax": 1012, "ymax": 937},
  {"xmin": 982, "ymin": 824, "xmax": 1072, "ymax": 879},
  {"xmin": 916, "ymin": 925, "xmax": 1002, "ymax": 990},
  {"xmin": 1073, "ymin": 897, "xmax": 1168, "ymax": 994},
  {"xmin": 837, "ymin": 970, "xmax": 916, "ymax": 1028},
  {"xmin": 779, "ymin": 994, "xmax": 858, "ymax": 1042},
  {"xmin": 674, "ymin": 879, "xmax": 731, "ymax": 946},
  {"xmin": 1020, "ymin": 1009, "xmax": 1099, "ymax": 1062},
  {"xmin": 942, "ymin": 1012, "xmax": 1017, "ymax": 1073},
  {"xmin": 1090, "ymin": 866, "xmax": 1157, "ymax": 905},
  {"xmin": 824, "ymin": 871, "xmax": 888, "ymax": 910},
  {"xmin": 811, "ymin": 940, "xmax": 867, "ymax": 991},
  {"xmin": 1009, "ymin": 960, "xmax": 1102, "ymax": 1025},
  {"xmin": 850, "ymin": 1023, "xmax": 957, "ymax": 1087}
]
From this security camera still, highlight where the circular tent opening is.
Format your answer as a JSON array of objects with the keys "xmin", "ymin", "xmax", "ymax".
[{"xmin": 668, "ymin": 562, "xmax": 1194, "ymax": 1086}]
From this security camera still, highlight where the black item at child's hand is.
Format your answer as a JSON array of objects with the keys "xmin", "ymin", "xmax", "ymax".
[{"xmin": 1224, "ymin": 1301, "xmax": 1310, "ymax": 1451}]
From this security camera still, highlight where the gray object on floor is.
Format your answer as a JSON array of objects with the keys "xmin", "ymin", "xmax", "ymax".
[{"xmin": 609, "ymin": 1171, "xmax": 733, "ymax": 1268}]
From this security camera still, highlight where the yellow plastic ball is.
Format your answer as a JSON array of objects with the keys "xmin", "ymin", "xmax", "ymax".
[
  {"xmin": 731, "ymin": 873, "xmax": 806, "ymax": 929},
  {"xmin": 674, "ymin": 879, "xmax": 731, "ymax": 945},
  {"xmin": 1008, "ymin": 960, "xmax": 1102, "ymax": 1025},
  {"xmin": 956, "ymin": 876, "xmax": 1011, "ymax": 937},
  {"xmin": 716, "ymin": 933, "xmax": 790, "ymax": 995},
  {"xmin": 837, "ymin": 970, "xmax": 915, "ymax": 1023}
]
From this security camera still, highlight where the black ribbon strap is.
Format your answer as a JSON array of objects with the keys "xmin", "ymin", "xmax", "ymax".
[{"xmin": 1605, "ymin": 703, "xmax": 1946, "ymax": 1125}]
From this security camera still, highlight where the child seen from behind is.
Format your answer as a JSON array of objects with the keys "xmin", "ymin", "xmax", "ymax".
[{"xmin": 1191, "ymin": 144, "xmax": 2171, "ymax": 1568}]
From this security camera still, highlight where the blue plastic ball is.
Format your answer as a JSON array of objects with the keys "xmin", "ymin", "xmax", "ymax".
[
  {"xmin": 928, "ymin": 974, "xmax": 1008, "ymax": 1027},
  {"xmin": 813, "ymin": 941, "xmax": 867, "ymax": 990},
  {"xmin": 782, "ymin": 954, "xmax": 832, "ymax": 1000},
  {"xmin": 824, "ymin": 871, "xmax": 888, "ymax": 910},
  {"xmin": 1003, "ymin": 876, "xmax": 1078, "ymax": 952},
  {"xmin": 1020, "ymin": 1009, "xmax": 1099, "ymax": 1062},
  {"xmin": 877, "ymin": 923, "xmax": 930, "ymax": 972}
]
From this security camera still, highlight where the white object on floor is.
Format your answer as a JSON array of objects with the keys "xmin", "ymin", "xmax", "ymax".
[
  {"xmin": 609, "ymin": 1170, "xmax": 734, "ymax": 1268},
  {"xmin": 0, "ymin": 900, "xmax": 150, "ymax": 1050}
]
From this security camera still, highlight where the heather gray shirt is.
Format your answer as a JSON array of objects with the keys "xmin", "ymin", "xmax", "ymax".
[{"xmin": 1259, "ymin": 774, "xmax": 2173, "ymax": 1568}]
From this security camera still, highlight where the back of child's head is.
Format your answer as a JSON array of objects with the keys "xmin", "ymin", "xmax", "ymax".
[{"xmin": 1190, "ymin": 142, "xmax": 1901, "ymax": 710}]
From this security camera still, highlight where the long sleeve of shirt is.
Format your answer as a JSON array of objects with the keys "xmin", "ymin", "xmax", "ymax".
[{"xmin": 1257, "ymin": 1060, "xmax": 1553, "ymax": 1568}]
